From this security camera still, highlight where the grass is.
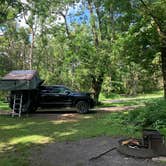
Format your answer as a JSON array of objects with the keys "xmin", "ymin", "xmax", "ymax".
[
  {"xmin": 99, "ymin": 90, "xmax": 163, "ymax": 101},
  {"xmin": 99, "ymin": 92, "xmax": 121, "ymax": 101},
  {"xmin": 0, "ymin": 90, "xmax": 165, "ymax": 165},
  {"xmin": 98, "ymin": 90, "xmax": 164, "ymax": 107},
  {"xmin": 0, "ymin": 100, "xmax": 9, "ymax": 110},
  {"xmin": 0, "ymin": 113, "xmax": 141, "ymax": 165}
]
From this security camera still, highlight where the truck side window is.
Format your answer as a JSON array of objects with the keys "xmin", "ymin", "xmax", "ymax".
[{"xmin": 51, "ymin": 88, "xmax": 61, "ymax": 94}]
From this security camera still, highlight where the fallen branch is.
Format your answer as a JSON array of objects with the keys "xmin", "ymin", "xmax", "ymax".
[{"xmin": 89, "ymin": 147, "xmax": 117, "ymax": 161}]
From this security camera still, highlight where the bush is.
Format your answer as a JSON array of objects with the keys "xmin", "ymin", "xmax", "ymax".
[
  {"xmin": 0, "ymin": 91, "xmax": 9, "ymax": 101},
  {"xmin": 126, "ymin": 99, "xmax": 166, "ymax": 129}
]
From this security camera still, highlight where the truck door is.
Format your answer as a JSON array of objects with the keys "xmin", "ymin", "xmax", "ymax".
[
  {"xmin": 50, "ymin": 87, "xmax": 72, "ymax": 107},
  {"xmin": 39, "ymin": 86, "xmax": 72, "ymax": 107},
  {"xmin": 39, "ymin": 86, "xmax": 55, "ymax": 106}
]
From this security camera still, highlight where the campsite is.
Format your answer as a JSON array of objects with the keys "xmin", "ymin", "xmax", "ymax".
[{"xmin": 0, "ymin": 0, "xmax": 166, "ymax": 165}]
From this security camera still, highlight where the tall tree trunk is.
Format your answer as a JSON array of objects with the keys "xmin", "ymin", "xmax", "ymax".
[
  {"xmin": 88, "ymin": 0, "xmax": 104, "ymax": 103},
  {"xmin": 29, "ymin": 30, "xmax": 34, "ymax": 70},
  {"xmin": 91, "ymin": 75, "xmax": 104, "ymax": 104},
  {"xmin": 94, "ymin": 2, "xmax": 102, "ymax": 40},
  {"xmin": 109, "ymin": 4, "xmax": 115, "ymax": 40},
  {"xmin": 157, "ymin": 28, "xmax": 166, "ymax": 99},
  {"xmin": 161, "ymin": 38, "xmax": 166, "ymax": 98},
  {"xmin": 87, "ymin": 0, "xmax": 99, "ymax": 46}
]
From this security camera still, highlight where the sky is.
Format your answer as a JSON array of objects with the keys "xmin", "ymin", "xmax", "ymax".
[
  {"xmin": 16, "ymin": 1, "xmax": 90, "ymax": 28},
  {"xmin": 0, "ymin": 1, "xmax": 90, "ymax": 36},
  {"xmin": 67, "ymin": 2, "xmax": 90, "ymax": 25}
]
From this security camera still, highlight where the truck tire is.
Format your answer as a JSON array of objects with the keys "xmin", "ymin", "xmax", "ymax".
[{"xmin": 76, "ymin": 101, "xmax": 89, "ymax": 114}]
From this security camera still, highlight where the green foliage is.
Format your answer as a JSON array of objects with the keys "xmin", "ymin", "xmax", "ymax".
[
  {"xmin": 0, "ymin": 0, "xmax": 165, "ymax": 100},
  {"xmin": 0, "ymin": 0, "xmax": 22, "ymax": 24},
  {"xmin": 99, "ymin": 90, "xmax": 166, "ymax": 130},
  {"xmin": 0, "ymin": 102, "xmax": 8, "ymax": 111},
  {"xmin": 126, "ymin": 99, "xmax": 166, "ymax": 129}
]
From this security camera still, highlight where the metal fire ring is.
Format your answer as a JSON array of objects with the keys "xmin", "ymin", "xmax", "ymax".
[{"xmin": 117, "ymin": 139, "xmax": 158, "ymax": 159}]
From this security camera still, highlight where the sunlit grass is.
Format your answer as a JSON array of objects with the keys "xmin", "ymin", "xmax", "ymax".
[
  {"xmin": 0, "ymin": 100, "xmax": 9, "ymax": 110},
  {"xmin": 10, "ymin": 135, "xmax": 52, "ymax": 145},
  {"xmin": 100, "ymin": 90, "xmax": 163, "ymax": 100},
  {"xmin": 0, "ymin": 114, "xmax": 140, "ymax": 151},
  {"xmin": 99, "ymin": 90, "xmax": 164, "ymax": 107},
  {"xmin": 99, "ymin": 92, "xmax": 121, "ymax": 101},
  {"xmin": 0, "ymin": 111, "xmax": 142, "ymax": 165},
  {"xmin": 136, "ymin": 90, "xmax": 164, "ymax": 98}
]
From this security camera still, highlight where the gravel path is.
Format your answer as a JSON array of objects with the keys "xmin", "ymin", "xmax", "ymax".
[{"xmin": 30, "ymin": 136, "xmax": 165, "ymax": 166}]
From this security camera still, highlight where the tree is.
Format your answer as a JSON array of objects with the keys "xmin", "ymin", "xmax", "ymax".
[
  {"xmin": 139, "ymin": 0, "xmax": 166, "ymax": 98},
  {"xmin": 0, "ymin": 0, "xmax": 22, "ymax": 24},
  {"xmin": 0, "ymin": 0, "xmax": 164, "ymax": 101}
]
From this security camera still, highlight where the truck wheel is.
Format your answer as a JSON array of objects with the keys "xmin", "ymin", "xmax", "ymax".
[{"xmin": 76, "ymin": 101, "xmax": 89, "ymax": 114}]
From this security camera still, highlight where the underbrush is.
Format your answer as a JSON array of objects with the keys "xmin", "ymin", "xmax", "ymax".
[
  {"xmin": 125, "ymin": 99, "xmax": 166, "ymax": 130},
  {"xmin": 99, "ymin": 92, "xmax": 121, "ymax": 101}
]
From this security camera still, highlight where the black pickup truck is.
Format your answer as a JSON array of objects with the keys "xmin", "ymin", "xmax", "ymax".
[
  {"xmin": 0, "ymin": 70, "xmax": 94, "ymax": 114},
  {"xmin": 9, "ymin": 85, "xmax": 94, "ymax": 114}
]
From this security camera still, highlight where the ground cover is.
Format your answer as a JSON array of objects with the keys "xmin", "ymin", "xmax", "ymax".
[{"xmin": 0, "ymin": 91, "xmax": 165, "ymax": 165}]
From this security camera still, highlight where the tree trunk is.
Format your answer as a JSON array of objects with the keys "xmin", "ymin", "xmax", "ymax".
[
  {"xmin": 87, "ymin": 0, "xmax": 99, "ymax": 46},
  {"xmin": 29, "ymin": 30, "xmax": 34, "ymax": 70},
  {"xmin": 109, "ymin": 4, "xmax": 115, "ymax": 40},
  {"xmin": 161, "ymin": 39, "xmax": 166, "ymax": 99},
  {"xmin": 92, "ymin": 75, "xmax": 104, "ymax": 104},
  {"xmin": 94, "ymin": 2, "xmax": 102, "ymax": 40},
  {"xmin": 87, "ymin": 0, "xmax": 104, "ymax": 103}
]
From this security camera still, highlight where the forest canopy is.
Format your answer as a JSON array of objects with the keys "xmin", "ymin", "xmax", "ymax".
[{"xmin": 0, "ymin": 0, "xmax": 166, "ymax": 103}]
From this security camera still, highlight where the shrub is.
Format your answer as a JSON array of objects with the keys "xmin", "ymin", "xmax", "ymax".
[{"xmin": 126, "ymin": 99, "xmax": 166, "ymax": 129}]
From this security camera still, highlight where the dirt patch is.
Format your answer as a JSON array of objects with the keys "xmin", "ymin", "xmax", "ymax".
[
  {"xmin": 95, "ymin": 105, "xmax": 140, "ymax": 112},
  {"xmin": 0, "ymin": 104, "xmax": 140, "ymax": 120},
  {"xmin": 29, "ymin": 112, "xmax": 92, "ymax": 122},
  {"xmin": 0, "ymin": 109, "xmax": 11, "ymax": 115},
  {"xmin": 30, "ymin": 136, "xmax": 165, "ymax": 166}
]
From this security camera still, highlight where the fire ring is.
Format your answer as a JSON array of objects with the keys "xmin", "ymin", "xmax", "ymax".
[
  {"xmin": 117, "ymin": 139, "xmax": 158, "ymax": 158},
  {"xmin": 117, "ymin": 129, "xmax": 166, "ymax": 158}
]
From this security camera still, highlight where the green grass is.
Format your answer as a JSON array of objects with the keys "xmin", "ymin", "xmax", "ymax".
[
  {"xmin": 99, "ymin": 92, "xmax": 121, "ymax": 101},
  {"xmin": 99, "ymin": 97, "xmax": 163, "ymax": 107},
  {"xmin": 0, "ymin": 100, "xmax": 9, "ymax": 111},
  {"xmin": 0, "ymin": 90, "xmax": 165, "ymax": 165},
  {"xmin": 99, "ymin": 90, "xmax": 164, "ymax": 107},
  {"xmin": 99, "ymin": 90, "xmax": 163, "ymax": 101},
  {"xmin": 0, "ymin": 113, "xmax": 141, "ymax": 165}
]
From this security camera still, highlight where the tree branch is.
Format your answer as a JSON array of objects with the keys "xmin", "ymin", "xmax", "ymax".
[
  {"xmin": 139, "ymin": 0, "xmax": 162, "ymax": 29},
  {"xmin": 59, "ymin": 11, "xmax": 70, "ymax": 37}
]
